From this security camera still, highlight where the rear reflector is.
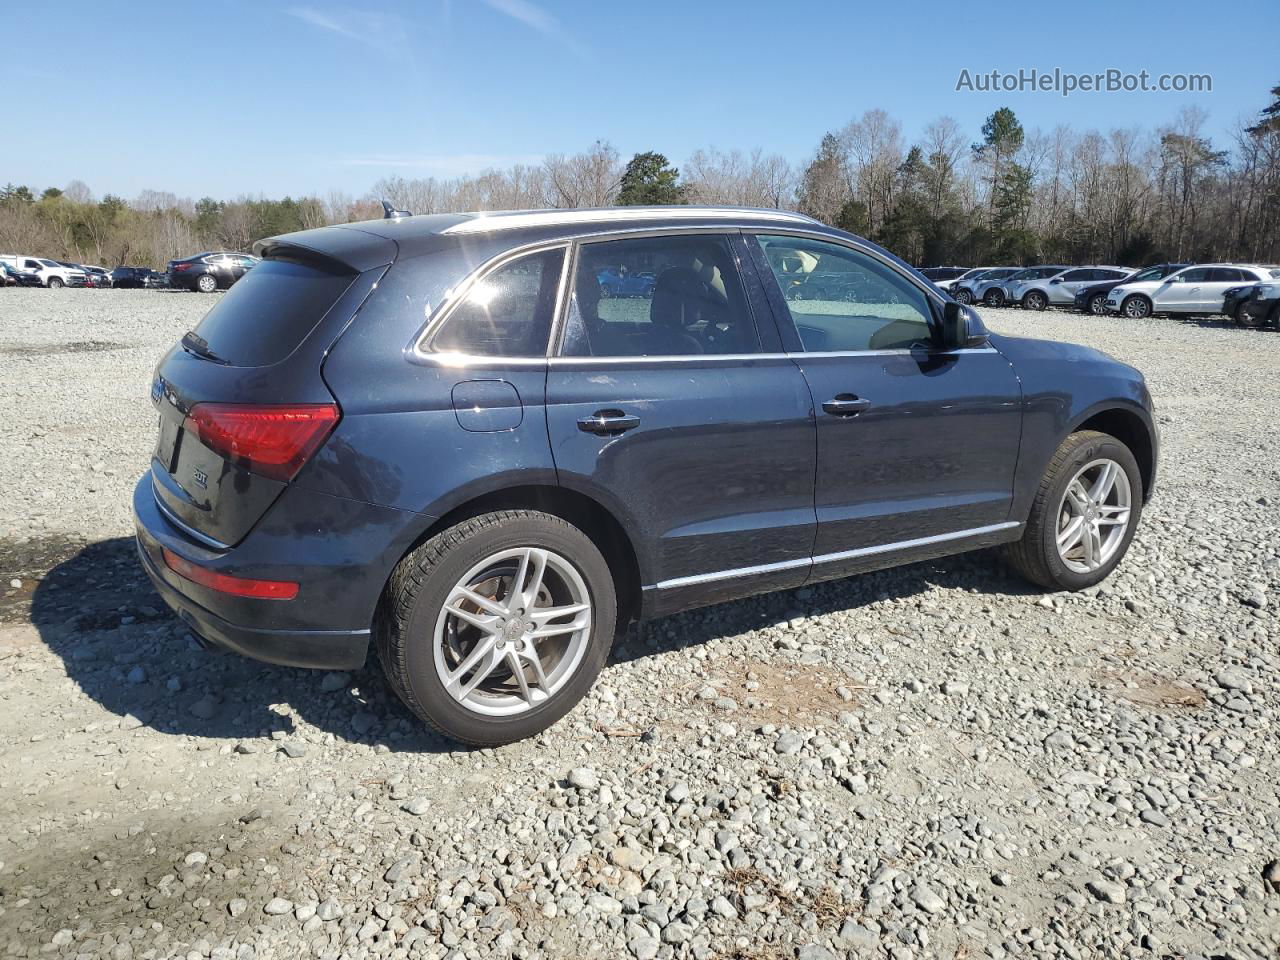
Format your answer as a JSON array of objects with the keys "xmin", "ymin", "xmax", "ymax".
[
  {"xmin": 162, "ymin": 548, "xmax": 299, "ymax": 600},
  {"xmin": 184, "ymin": 403, "xmax": 339, "ymax": 482}
]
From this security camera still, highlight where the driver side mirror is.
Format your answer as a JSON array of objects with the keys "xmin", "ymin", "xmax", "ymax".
[{"xmin": 939, "ymin": 300, "xmax": 988, "ymax": 350}]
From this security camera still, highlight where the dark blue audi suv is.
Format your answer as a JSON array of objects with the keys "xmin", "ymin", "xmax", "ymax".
[{"xmin": 134, "ymin": 206, "xmax": 1158, "ymax": 745}]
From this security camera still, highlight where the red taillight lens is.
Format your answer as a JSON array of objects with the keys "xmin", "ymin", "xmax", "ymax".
[
  {"xmin": 162, "ymin": 548, "xmax": 298, "ymax": 599},
  {"xmin": 173, "ymin": 263, "xmax": 191, "ymax": 271},
  {"xmin": 184, "ymin": 403, "xmax": 339, "ymax": 482}
]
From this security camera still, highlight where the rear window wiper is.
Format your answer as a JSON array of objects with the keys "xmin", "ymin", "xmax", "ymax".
[{"xmin": 181, "ymin": 330, "xmax": 230, "ymax": 365}]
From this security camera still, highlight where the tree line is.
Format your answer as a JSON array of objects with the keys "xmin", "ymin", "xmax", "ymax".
[{"xmin": 2, "ymin": 84, "xmax": 1277, "ymax": 270}]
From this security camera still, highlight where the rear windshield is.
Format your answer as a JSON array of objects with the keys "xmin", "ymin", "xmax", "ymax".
[{"xmin": 188, "ymin": 259, "xmax": 356, "ymax": 367}]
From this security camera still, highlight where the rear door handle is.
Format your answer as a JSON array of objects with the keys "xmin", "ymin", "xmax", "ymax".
[
  {"xmin": 822, "ymin": 394, "xmax": 872, "ymax": 417},
  {"xmin": 577, "ymin": 409, "xmax": 640, "ymax": 435}
]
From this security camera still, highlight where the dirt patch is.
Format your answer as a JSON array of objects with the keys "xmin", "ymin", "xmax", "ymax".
[
  {"xmin": 0, "ymin": 534, "xmax": 91, "ymax": 623},
  {"xmin": 704, "ymin": 660, "xmax": 860, "ymax": 726},
  {"xmin": 0, "ymin": 340, "xmax": 129, "ymax": 358},
  {"xmin": 1097, "ymin": 669, "xmax": 1207, "ymax": 710}
]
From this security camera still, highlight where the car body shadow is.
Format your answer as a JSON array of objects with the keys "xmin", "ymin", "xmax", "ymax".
[{"xmin": 21, "ymin": 535, "xmax": 1037, "ymax": 753}]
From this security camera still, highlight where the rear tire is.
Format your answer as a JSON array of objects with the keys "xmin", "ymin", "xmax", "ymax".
[
  {"xmin": 1004, "ymin": 430, "xmax": 1142, "ymax": 591},
  {"xmin": 983, "ymin": 288, "xmax": 1006, "ymax": 308},
  {"xmin": 377, "ymin": 510, "xmax": 617, "ymax": 746},
  {"xmin": 196, "ymin": 274, "xmax": 218, "ymax": 293},
  {"xmin": 1022, "ymin": 290, "xmax": 1047, "ymax": 311}
]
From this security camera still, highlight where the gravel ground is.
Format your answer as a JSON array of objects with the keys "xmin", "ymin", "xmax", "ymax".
[{"xmin": 1, "ymin": 288, "xmax": 1278, "ymax": 960}]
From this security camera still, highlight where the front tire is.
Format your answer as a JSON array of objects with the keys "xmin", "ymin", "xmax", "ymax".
[
  {"xmin": 1088, "ymin": 293, "xmax": 1108, "ymax": 315},
  {"xmin": 1235, "ymin": 302, "xmax": 1262, "ymax": 329},
  {"xmin": 196, "ymin": 274, "xmax": 218, "ymax": 293},
  {"xmin": 47, "ymin": 277, "xmax": 64, "ymax": 289},
  {"xmin": 1004, "ymin": 430, "xmax": 1142, "ymax": 591},
  {"xmin": 954, "ymin": 288, "xmax": 973, "ymax": 305},
  {"xmin": 1121, "ymin": 295, "xmax": 1151, "ymax": 319},
  {"xmin": 377, "ymin": 510, "xmax": 617, "ymax": 746},
  {"xmin": 1022, "ymin": 290, "xmax": 1047, "ymax": 311}
]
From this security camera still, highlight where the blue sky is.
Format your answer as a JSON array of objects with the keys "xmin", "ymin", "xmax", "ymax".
[{"xmin": 5, "ymin": 0, "xmax": 1275, "ymax": 201}]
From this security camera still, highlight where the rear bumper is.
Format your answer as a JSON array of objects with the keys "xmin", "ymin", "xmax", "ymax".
[
  {"xmin": 136, "ymin": 540, "xmax": 370, "ymax": 669},
  {"xmin": 133, "ymin": 472, "xmax": 376, "ymax": 670}
]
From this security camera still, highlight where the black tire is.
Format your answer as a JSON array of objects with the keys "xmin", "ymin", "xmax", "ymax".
[
  {"xmin": 1235, "ymin": 302, "xmax": 1262, "ymax": 329},
  {"xmin": 377, "ymin": 510, "xmax": 617, "ymax": 746},
  {"xmin": 983, "ymin": 288, "xmax": 1006, "ymax": 308},
  {"xmin": 1121, "ymin": 295, "xmax": 1151, "ymax": 319},
  {"xmin": 196, "ymin": 274, "xmax": 218, "ymax": 293},
  {"xmin": 1268, "ymin": 302, "xmax": 1280, "ymax": 331},
  {"xmin": 1088, "ymin": 293, "xmax": 1108, "ymax": 315},
  {"xmin": 1022, "ymin": 290, "xmax": 1047, "ymax": 311},
  {"xmin": 954, "ymin": 288, "xmax": 973, "ymax": 305},
  {"xmin": 1004, "ymin": 430, "xmax": 1143, "ymax": 591},
  {"xmin": 47, "ymin": 277, "xmax": 64, "ymax": 289}
]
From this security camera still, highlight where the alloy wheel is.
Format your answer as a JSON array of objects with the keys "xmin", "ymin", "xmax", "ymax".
[
  {"xmin": 1122, "ymin": 297, "xmax": 1149, "ymax": 319},
  {"xmin": 1055, "ymin": 458, "xmax": 1132, "ymax": 574},
  {"xmin": 432, "ymin": 547, "xmax": 592, "ymax": 717},
  {"xmin": 1089, "ymin": 294, "xmax": 1107, "ymax": 315}
]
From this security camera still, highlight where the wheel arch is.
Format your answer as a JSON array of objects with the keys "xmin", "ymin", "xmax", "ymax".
[
  {"xmin": 1069, "ymin": 405, "xmax": 1156, "ymax": 503},
  {"xmin": 387, "ymin": 484, "xmax": 644, "ymax": 628}
]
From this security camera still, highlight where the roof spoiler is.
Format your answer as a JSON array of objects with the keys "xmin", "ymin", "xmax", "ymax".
[{"xmin": 381, "ymin": 199, "xmax": 412, "ymax": 220}]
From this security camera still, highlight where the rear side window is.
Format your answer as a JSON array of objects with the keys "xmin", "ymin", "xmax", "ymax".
[
  {"xmin": 430, "ymin": 248, "xmax": 565, "ymax": 357},
  {"xmin": 188, "ymin": 259, "xmax": 356, "ymax": 367},
  {"xmin": 559, "ymin": 234, "xmax": 761, "ymax": 358}
]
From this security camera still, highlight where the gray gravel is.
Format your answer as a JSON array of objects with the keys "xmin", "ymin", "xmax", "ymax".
[{"xmin": 1, "ymin": 287, "xmax": 1278, "ymax": 958}]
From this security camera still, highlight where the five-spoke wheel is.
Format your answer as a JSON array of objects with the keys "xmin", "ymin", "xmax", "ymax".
[{"xmin": 1054, "ymin": 459, "xmax": 1132, "ymax": 574}]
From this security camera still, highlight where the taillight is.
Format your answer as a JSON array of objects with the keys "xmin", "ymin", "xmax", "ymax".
[
  {"xmin": 173, "ymin": 263, "xmax": 191, "ymax": 271},
  {"xmin": 162, "ymin": 548, "xmax": 298, "ymax": 599},
  {"xmin": 183, "ymin": 403, "xmax": 339, "ymax": 482}
]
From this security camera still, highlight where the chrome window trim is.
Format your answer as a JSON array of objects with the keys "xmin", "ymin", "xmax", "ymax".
[
  {"xmin": 441, "ymin": 206, "xmax": 819, "ymax": 235},
  {"xmin": 405, "ymin": 346, "xmax": 998, "ymax": 369},
  {"xmin": 153, "ymin": 486, "xmax": 231, "ymax": 551},
  {"xmin": 651, "ymin": 521, "xmax": 1021, "ymax": 590}
]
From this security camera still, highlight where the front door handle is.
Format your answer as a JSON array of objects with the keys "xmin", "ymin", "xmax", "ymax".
[
  {"xmin": 822, "ymin": 394, "xmax": 872, "ymax": 418},
  {"xmin": 577, "ymin": 409, "xmax": 640, "ymax": 435}
]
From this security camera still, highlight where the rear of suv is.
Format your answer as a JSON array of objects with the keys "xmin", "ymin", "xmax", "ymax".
[{"xmin": 135, "ymin": 207, "xmax": 1158, "ymax": 746}]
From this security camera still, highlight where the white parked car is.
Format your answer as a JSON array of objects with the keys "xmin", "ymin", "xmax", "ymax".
[
  {"xmin": 973, "ymin": 265, "xmax": 1068, "ymax": 308},
  {"xmin": 933, "ymin": 266, "xmax": 996, "ymax": 294},
  {"xmin": 952, "ymin": 267, "xmax": 1020, "ymax": 304},
  {"xmin": 1105, "ymin": 264, "xmax": 1280, "ymax": 319},
  {"xmin": 0, "ymin": 255, "xmax": 87, "ymax": 288},
  {"xmin": 1014, "ymin": 267, "xmax": 1129, "ymax": 311}
]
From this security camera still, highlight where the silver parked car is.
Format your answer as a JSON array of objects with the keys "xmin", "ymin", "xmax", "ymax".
[
  {"xmin": 933, "ymin": 266, "xmax": 996, "ymax": 295},
  {"xmin": 1014, "ymin": 267, "xmax": 1130, "ymax": 311},
  {"xmin": 1105, "ymin": 263, "xmax": 1280, "ymax": 318},
  {"xmin": 952, "ymin": 267, "xmax": 1019, "ymax": 304},
  {"xmin": 973, "ymin": 265, "xmax": 1068, "ymax": 308}
]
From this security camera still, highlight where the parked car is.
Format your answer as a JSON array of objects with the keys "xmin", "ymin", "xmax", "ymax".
[
  {"xmin": 56, "ymin": 261, "xmax": 94, "ymax": 288},
  {"xmin": 1105, "ymin": 264, "xmax": 1280, "ymax": 318},
  {"xmin": 82, "ymin": 265, "xmax": 113, "ymax": 288},
  {"xmin": 918, "ymin": 266, "xmax": 968, "ymax": 284},
  {"xmin": 112, "ymin": 266, "xmax": 166, "ymax": 289},
  {"xmin": 952, "ymin": 268, "xmax": 1019, "ymax": 304},
  {"xmin": 974, "ymin": 265, "xmax": 1068, "ymax": 308},
  {"xmin": 167, "ymin": 252, "xmax": 259, "ymax": 292},
  {"xmin": 0, "ymin": 256, "xmax": 86, "ymax": 288},
  {"xmin": 1235, "ymin": 282, "xmax": 1280, "ymax": 329},
  {"xmin": 1073, "ymin": 263, "xmax": 1189, "ymax": 315},
  {"xmin": 134, "ymin": 206, "xmax": 1157, "ymax": 745},
  {"xmin": 932, "ymin": 266, "xmax": 995, "ymax": 294},
  {"xmin": 595, "ymin": 267, "xmax": 655, "ymax": 298},
  {"xmin": 1015, "ymin": 267, "xmax": 1130, "ymax": 311}
]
